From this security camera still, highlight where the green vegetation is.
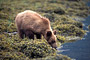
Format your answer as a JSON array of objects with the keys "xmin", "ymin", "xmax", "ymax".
[
  {"xmin": 0, "ymin": 20, "xmax": 16, "ymax": 32},
  {"xmin": 0, "ymin": 34, "xmax": 70, "ymax": 60},
  {"xmin": 0, "ymin": 0, "xmax": 90, "ymax": 60}
]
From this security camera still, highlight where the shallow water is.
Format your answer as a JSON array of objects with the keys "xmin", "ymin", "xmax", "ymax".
[
  {"xmin": 57, "ymin": 1, "xmax": 90, "ymax": 60},
  {"xmin": 58, "ymin": 15, "xmax": 90, "ymax": 60},
  {"xmin": 87, "ymin": 1, "xmax": 90, "ymax": 7}
]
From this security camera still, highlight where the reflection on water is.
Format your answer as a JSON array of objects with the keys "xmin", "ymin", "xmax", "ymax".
[{"xmin": 58, "ymin": 15, "xmax": 90, "ymax": 60}]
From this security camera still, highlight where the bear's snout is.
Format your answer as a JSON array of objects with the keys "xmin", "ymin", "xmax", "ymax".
[
  {"xmin": 52, "ymin": 43, "xmax": 57, "ymax": 49},
  {"xmin": 48, "ymin": 41, "xmax": 57, "ymax": 49}
]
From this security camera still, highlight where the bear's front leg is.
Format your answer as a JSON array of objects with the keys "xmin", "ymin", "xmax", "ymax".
[
  {"xmin": 36, "ymin": 34, "xmax": 41, "ymax": 39},
  {"xmin": 25, "ymin": 30, "xmax": 34, "ymax": 39}
]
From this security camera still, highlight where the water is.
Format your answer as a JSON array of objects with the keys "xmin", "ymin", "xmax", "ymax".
[
  {"xmin": 58, "ymin": 16, "xmax": 90, "ymax": 60},
  {"xmin": 87, "ymin": 1, "xmax": 90, "ymax": 7}
]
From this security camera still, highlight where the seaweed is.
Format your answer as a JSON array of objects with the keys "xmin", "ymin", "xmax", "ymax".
[{"xmin": 0, "ymin": 34, "xmax": 71, "ymax": 60}]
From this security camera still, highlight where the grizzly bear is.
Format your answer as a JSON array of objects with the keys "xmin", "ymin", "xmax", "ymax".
[{"xmin": 15, "ymin": 10, "xmax": 57, "ymax": 49}]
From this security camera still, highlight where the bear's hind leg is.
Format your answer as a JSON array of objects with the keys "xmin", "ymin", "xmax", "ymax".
[{"xmin": 18, "ymin": 29, "xmax": 25, "ymax": 39}]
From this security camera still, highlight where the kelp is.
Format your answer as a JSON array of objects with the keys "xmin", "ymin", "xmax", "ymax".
[{"xmin": 0, "ymin": 34, "xmax": 71, "ymax": 60}]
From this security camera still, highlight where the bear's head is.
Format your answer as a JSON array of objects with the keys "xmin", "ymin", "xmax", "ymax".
[{"xmin": 45, "ymin": 30, "xmax": 57, "ymax": 49}]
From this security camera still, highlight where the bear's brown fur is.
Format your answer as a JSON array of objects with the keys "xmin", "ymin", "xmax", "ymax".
[{"xmin": 15, "ymin": 10, "xmax": 57, "ymax": 49}]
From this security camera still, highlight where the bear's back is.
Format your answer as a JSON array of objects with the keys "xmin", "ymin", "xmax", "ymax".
[
  {"xmin": 17, "ymin": 10, "xmax": 42, "ymax": 18},
  {"xmin": 15, "ymin": 10, "xmax": 51, "ymax": 33}
]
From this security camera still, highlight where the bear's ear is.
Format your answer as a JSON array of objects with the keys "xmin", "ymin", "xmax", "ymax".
[
  {"xmin": 53, "ymin": 30, "xmax": 56, "ymax": 35},
  {"xmin": 47, "ymin": 31, "xmax": 52, "ymax": 36}
]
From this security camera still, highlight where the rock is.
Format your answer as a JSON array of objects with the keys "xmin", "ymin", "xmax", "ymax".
[
  {"xmin": 88, "ymin": 25, "xmax": 90, "ymax": 31},
  {"xmin": 53, "ymin": 7, "xmax": 65, "ymax": 15}
]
